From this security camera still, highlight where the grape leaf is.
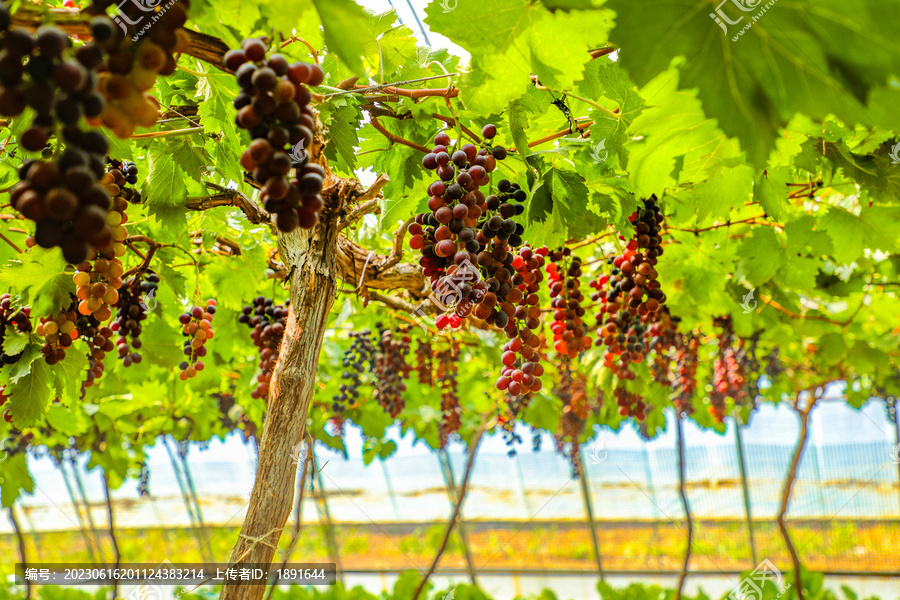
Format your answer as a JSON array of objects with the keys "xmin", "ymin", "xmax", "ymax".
[
  {"xmin": 607, "ymin": 0, "xmax": 900, "ymax": 165},
  {"xmin": 627, "ymin": 70, "xmax": 737, "ymax": 198},
  {"xmin": 0, "ymin": 453, "xmax": 33, "ymax": 508},
  {"xmin": 8, "ymin": 359, "xmax": 52, "ymax": 427},
  {"xmin": 50, "ymin": 351, "xmax": 89, "ymax": 406},
  {"xmin": 143, "ymin": 144, "xmax": 188, "ymax": 233},
  {"xmin": 0, "ymin": 249, "xmax": 75, "ymax": 317},
  {"xmin": 824, "ymin": 205, "xmax": 900, "ymax": 264},
  {"xmin": 312, "ymin": 0, "xmax": 370, "ymax": 76},
  {"xmin": 2, "ymin": 326, "xmax": 29, "ymax": 357},
  {"xmin": 425, "ymin": 0, "xmax": 611, "ymax": 114}
]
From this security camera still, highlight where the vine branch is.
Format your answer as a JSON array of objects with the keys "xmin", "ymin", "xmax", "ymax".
[
  {"xmin": 8, "ymin": 506, "xmax": 30, "ymax": 600},
  {"xmin": 412, "ymin": 425, "xmax": 485, "ymax": 600},
  {"xmin": 370, "ymin": 117, "xmax": 430, "ymax": 153}
]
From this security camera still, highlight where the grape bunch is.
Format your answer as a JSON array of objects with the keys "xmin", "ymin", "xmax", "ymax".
[
  {"xmin": 238, "ymin": 296, "xmax": 287, "ymax": 400},
  {"xmin": 12, "ymin": 150, "xmax": 116, "ymax": 264},
  {"xmin": 37, "ymin": 304, "xmax": 79, "ymax": 365},
  {"xmin": 671, "ymin": 334, "xmax": 699, "ymax": 416},
  {"xmin": 496, "ymin": 246, "xmax": 547, "ymax": 403},
  {"xmin": 764, "ymin": 347, "xmax": 785, "ymax": 382},
  {"xmin": 415, "ymin": 339, "xmax": 433, "ymax": 386},
  {"xmin": 0, "ymin": 294, "xmax": 32, "ymax": 364},
  {"xmin": 409, "ymin": 126, "xmax": 527, "ymax": 333},
  {"xmin": 112, "ymin": 273, "xmax": 157, "ymax": 367},
  {"xmin": 710, "ymin": 316, "xmax": 746, "ymax": 422},
  {"xmin": 590, "ymin": 197, "xmax": 668, "ymax": 380},
  {"xmin": 227, "ymin": 38, "xmax": 324, "ymax": 232},
  {"xmin": 646, "ymin": 310, "xmax": 679, "ymax": 385},
  {"xmin": 137, "ymin": 462, "xmax": 150, "ymax": 497},
  {"xmin": 76, "ymin": 315, "xmax": 114, "ymax": 390},
  {"xmin": 546, "ymin": 249, "xmax": 591, "ymax": 358},
  {"xmin": 0, "ymin": 21, "xmax": 106, "ymax": 149},
  {"xmin": 372, "ymin": 325, "xmax": 412, "ymax": 418},
  {"xmin": 437, "ymin": 343, "xmax": 460, "ymax": 448},
  {"xmin": 555, "ymin": 357, "xmax": 590, "ymax": 476},
  {"xmin": 178, "ymin": 300, "xmax": 216, "ymax": 380},
  {"xmin": 331, "ymin": 329, "xmax": 375, "ymax": 417},
  {"xmin": 82, "ymin": 2, "xmax": 192, "ymax": 138},
  {"xmin": 614, "ymin": 387, "xmax": 647, "ymax": 421},
  {"xmin": 74, "ymin": 256, "xmax": 124, "ymax": 321},
  {"xmin": 99, "ymin": 159, "xmax": 138, "ymax": 257}
]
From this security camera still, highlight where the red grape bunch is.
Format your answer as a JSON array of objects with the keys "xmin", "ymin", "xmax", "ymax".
[
  {"xmin": 415, "ymin": 339, "xmax": 433, "ymax": 385},
  {"xmin": 614, "ymin": 387, "xmax": 647, "ymax": 421},
  {"xmin": 671, "ymin": 334, "xmax": 699, "ymax": 415},
  {"xmin": 76, "ymin": 315, "xmax": 114, "ymax": 390},
  {"xmin": 0, "ymin": 22, "xmax": 106, "ymax": 150},
  {"xmin": 709, "ymin": 316, "xmax": 746, "ymax": 422},
  {"xmin": 437, "ymin": 342, "xmax": 460, "ymax": 448},
  {"xmin": 112, "ymin": 272, "xmax": 158, "ymax": 367},
  {"xmin": 496, "ymin": 246, "xmax": 548, "ymax": 403},
  {"xmin": 99, "ymin": 159, "xmax": 138, "ymax": 258},
  {"xmin": 409, "ymin": 125, "xmax": 527, "ymax": 332},
  {"xmin": 372, "ymin": 325, "xmax": 412, "ymax": 418},
  {"xmin": 546, "ymin": 248, "xmax": 591, "ymax": 358},
  {"xmin": 590, "ymin": 196, "xmax": 668, "ymax": 381},
  {"xmin": 227, "ymin": 38, "xmax": 325, "ymax": 232},
  {"xmin": 238, "ymin": 296, "xmax": 288, "ymax": 400},
  {"xmin": 178, "ymin": 300, "xmax": 216, "ymax": 380},
  {"xmin": 74, "ymin": 255, "xmax": 124, "ymax": 322},
  {"xmin": 555, "ymin": 356, "xmax": 591, "ymax": 475},
  {"xmin": 0, "ymin": 294, "xmax": 32, "ymax": 365},
  {"xmin": 82, "ymin": 1, "xmax": 191, "ymax": 138},
  {"xmin": 36, "ymin": 304, "xmax": 79, "ymax": 365}
]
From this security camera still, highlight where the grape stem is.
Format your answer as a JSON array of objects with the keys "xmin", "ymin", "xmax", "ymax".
[
  {"xmin": 320, "ymin": 73, "xmax": 458, "ymax": 98},
  {"xmin": 279, "ymin": 35, "xmax": 319, "ymax": 64},
  {"xmin": 369, "ymin": 117, "xmax": 431, "ymax": 153},
  {"xmin": 0, "ymin": 232, "xmax": 22, "ymax": 253},
  {"xmin": 757, "ymin": 293, "xmax": 864, "ymax": 327},
  {"xmin": 130, "ymin": 127, "xmax": 205, "ymax": 140},
  {"xmin": 664, "ymin": 215, "xmax": 780, "ymax": 234}
]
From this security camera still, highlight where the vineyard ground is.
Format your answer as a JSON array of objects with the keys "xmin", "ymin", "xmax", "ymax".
[{"xmin": 3, "ymin": 520, "xmax": 899, "ymax": 576}]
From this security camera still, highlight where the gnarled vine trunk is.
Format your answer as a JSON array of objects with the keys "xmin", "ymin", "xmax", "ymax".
[{"xmin": 221, "ymin": 185, "xmax": 342, "ymax": 600}]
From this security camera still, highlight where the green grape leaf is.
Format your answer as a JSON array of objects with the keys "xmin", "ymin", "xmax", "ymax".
[
  {"xmin": 50, "ymin": 351, "xmax": 89, "ymax": 406},
  {"xmin": 312, "ymin": 0, "xmax": 370, "ymax": 76},
  {"xmin": 0, "ymin": 249, "xmax": 75, "ymax": 318},
  {"xmin": 824, "ymin": 205, "xmax": 900, "ymax": 264},
  {"xmin": 607, "ymin": 0, "xmax": 900, "ymax": 165},
  {"xmin": 0, "ymin": 453, "xmax": 33, "ymax": 508},
  {"xmin": 8, "ymin": 359, "xmax": 52, "ymax": 427},
  {"xmin": 2, "ymin": 326, "xmax": 30, "ymax": 356}
]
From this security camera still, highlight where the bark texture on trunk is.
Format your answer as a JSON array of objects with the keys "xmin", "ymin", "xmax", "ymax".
[{"xmin": 221, "ymin": 174, "xmax": 347, "ymax": 600}]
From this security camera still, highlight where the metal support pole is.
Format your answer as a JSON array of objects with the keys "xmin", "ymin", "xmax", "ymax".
[
  {"xmin": 641, "ymin": 443, "xmax": 662, "ymax": 568},
  {"xmin": 437, "ymin": 449, "xmax": 478, "ymax": 585},
  {"xmin": 575, "ymin": 448, "xmax": 605, "ymax": 580},
  {"xmin": 313, "ymin": 454, "xmax": 343, "ymax": 584},
  {"xmin": 56, "ymin": 458, "xmax": 99, "ymax": 562},
  {"xmin": 175, "ymin": 440, "xmax": 215, "ymax": 559},
  {"xmin": 380, "ymin": 459, "xmax": 402, "ymax": 520},
  {"xmin": 67, "ymin": 451, "xmax": 103, "ymax": 558},
  {"xmin": 514, "ymin": 450, "xmax": 534, "ymax": 515},
  {"xmin": 733, "ymin": 418, "xmax": 758, "ymax": 566},
  {"xmin": 163, "ymin": 437, "xmax": 214, "ymax": 563}
]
